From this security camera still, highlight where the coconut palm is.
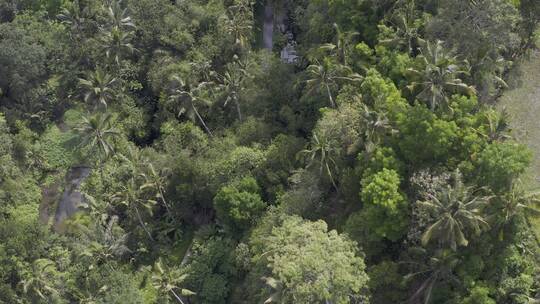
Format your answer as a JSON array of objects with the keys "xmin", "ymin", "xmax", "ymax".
[
  {"xmin": 19, "ymin": 259, "xmax": 59, "ymax": 301},
  {"xmin": 78, "ymin": 215, "xmax": 130, "ymax": 267},
  {"xmin": 151, "ymin": 259, "xmax": 195, "ymax": 304},
  {"xmin": 475, "ymin": 107, "xmax": 512, "ymax": 143},
  {"xmin": 214, "ymin": 60, "xmax": 251, "ymax": 121},
  {"xmin": 99, "ymin": 27, "xmax": 136, "ymax": 65},
  {"xmin": 319, "ymin": 23, "xmax": 359, "ymax": 65},
  {"xmin": 224, "ymin": 0, "xmax": 254, "ymax": 51},
  {"xmin": 407, "ymin": 40, "xmax": 476, "ymax": 111},
  {"xmin": 79, "ymin": 68, "xmax": 118, "ymax": 109},
  {"xmin": 305, "ymin": 59, "xmax": 363, "ymax": 108},
  {"xmin": 140, "ymin": 162, "xmax": 173, "ymax": 218},
  {"xmin": 359, "ymin": 104, "xmax": 395, "ymax": 153},
  {"xmin": 75, "ymin": 112, "xmax": 121, "ymax": 162},
  {"xmin": 405, "ymin": 248, "xmax": 461, "ymax": 304},
  {"xmin": 222, "ymin": 62, "xmax": 248, "ymax": 121},
  {"xmin": 168, "ymin": 76, "xmax": 213, "ymax": 135},
  {"xmin": 380, "ymin": 0, "xmax": 424, "ymax": 56},
  {"xmin": 111, "ymin": 177, "xmax": 156, "ymax": 241},
  {"xmin": 57, "ymin": 0, "xmax": 95, "ymax": 38},
  {"xmin": 419, "ymin": 171, "xmax": 491, "ymax": 251},
  {"xmin": 495, "ymin": 182, "xmax": 540, "ymax": 241},
  {"xmin": 301, "ymin": 132, "xmax": 339, "ymax": 188},
  {"xmin": 104, "ymin": 0, "xmax": 135, "ymax": 31}
]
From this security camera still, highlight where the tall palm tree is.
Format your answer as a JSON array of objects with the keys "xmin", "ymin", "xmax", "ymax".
[
  {"xmin": 214, "ymin": 60, "xmax": 250, "ymax": 121},
  {"xmin": 359, "ymin": 104, "xmax": 395, "ymax": 153},
  {"xmin": 151, "ymin": 259, "xmax": 195, "ymax": 304},
  {"xmin": 77, "ymin": 215, "xmax": 130, "ymax": 268},
  {"xmin": 407, "ymin": 40, "xmax": 476, "ymax": 111},
  {"xmin": 140, "ymin": 163, "xmax": 173, "ymax": 218},
  {"xmin": 19, "ymin": 259, "xmax": 59, "ymax": 301},
  {"xmin": 495, "ymin": 182, "xmax": 540, "ymax": 241},
  {"xmin": 99, "ymin": 27, "xmax": 136, "ymax": 65},
  {"xmin": 419, "ymin": 171, "xmax": 491, "ymax": 251},
  {"xmin": 224, "ymin": 0, "xmax": 254, "ymax": 51},
  {"xmin": 79, "ymin": 68, "xmax": 117, "ymax": 109},
  {"xmin": 168, "ymin": 76, "xmax": 213, "ymax": 135},
  {"xmin": 105, "ymin": 0, "xmax": 135, "ymax": 31},
  {"xmin": 319, "ymin": 23, "xmax": 359, "ymax": 65},
  {"xmin": 75, "ymin": 112, "xmax": 121, "ymax": 163},
  {"xmin": 57, "ymin": 0, "xmax": 95, "ymax": 39},
  {"xmin": 112, "ymin": 178, "xmax": 156, "ymax": 241},
  {"xmin": 405, "ymin": 248, "xmax": 461, "ymax": 304},
  {"xmin": 305, "ymin": 59, "xmax": 363, "ymax": 108},
  {"xmin": 301, "ymin": 132, "xmax": 339, "ymax": 188},
  {"xmin": 475, "ymin": 108, "xmax": 512, "ymax": 143},
  {"xmin": 380, "ymin": 0, "xmax": 423, "ymax": 56}
]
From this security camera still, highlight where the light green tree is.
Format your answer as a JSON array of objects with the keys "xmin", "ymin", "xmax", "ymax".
[
  {"xmin": 360, "ymin": 168, "xmax": 409, "ymax": 241},
  {"xmin": 213, "ymin": 176, "xmax": 266, "ymax": 232},
  {"xmin": 252, "ymin": 215, "xmax": 369, "ymax": 304}
]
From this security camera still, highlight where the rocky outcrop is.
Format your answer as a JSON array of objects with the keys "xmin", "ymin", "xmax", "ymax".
[{"xmin": 53, "ymin": 166, "xmax": 91, "ymax": 232}]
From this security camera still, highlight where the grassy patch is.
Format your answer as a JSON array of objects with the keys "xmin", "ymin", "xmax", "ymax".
[{"xmin": 498, "ymin": 49, "xmax": 540, "ymax": 238}]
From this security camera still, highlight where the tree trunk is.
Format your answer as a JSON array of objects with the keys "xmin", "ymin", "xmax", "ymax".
[
  {"xmin": 134, "ymin": 205, "xmax": 154, "ymax": 241},
  {"xmin": 170, "ymin": 289, "xmax": 186, "ymax": 304},
  {"xmin": 235, "ymin": 100, "xmax": 243, "ymax": 121},
  {"xmin": 193, "ymin": 106, "xmax": 213, "ymax": 136},
  {"xmin": 325, "ymin": 84, "xmax": 335, "ymax": 108}
]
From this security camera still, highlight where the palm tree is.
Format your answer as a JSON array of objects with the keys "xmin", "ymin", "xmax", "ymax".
[
  {"xmin": 105, "ymin": 0, "xmax": 135, "ymax": 31},
  {"xmin": 79, "ymin": 68, "xmax": 117, "ymax": 109},
  {"xmin": 140, "ymin": 163, "xmax": 173, "ymax": 218},
  {"xmin": 419, "ymin": 171, "xmax": 491, "ymax": 251},
  {"xmin": 262, "ymin": 276, "xmax": 285, "ymax": 304},
  {"xmin": 405, "ymin": 248, "xmax": 461, "ymax": 304},
  {"xmin": 224, "ymin": 0, "xmax": 254, "ymax": 51},
  {"xmin": 359, "ymin": 104, "xmax": 395, "ymax": 153},
  {"xmin": 151, "ymin": 259, "xmax": 195, "ymax": 304},
  {"xmin": 78, "ymin": 215, "xmax": 130, "ymax": 268},
  {"xmin": 495, "ymin": 182, "xmax": 540, "ymax": 241},
  {"xmin": 214, "ymin": 60, "xmax": 250, "ymax": 121},
  {"xmin": 19, "ymin": 259, "xmax": 59, "ymax": 301},
  {"xmin": 57, "ymin": 0, "xmax": 94, "ymax": 38},
  {"xmin": 75, "ymin": 112, "xmax": 121, "ymax": 163},
  {"xmin": 99, "ymin": 27, "xmax": 136, "ymax": 65},
  {"xmin": 168, "ymin": 76, "xmax": 213, "ymax": 135},
  {"xmin": 111, "ymin": 178, "xmax": 156, "ymax": 241},
  {"xmin": 475, "ymin": 108, "xmax": 512, "ymax": 143},
  {"xmin": 301, "ymin": 132, "xmax": 339, "ymax": 188},
  {"xmin": 319, "ymin": 23, "xmax": 359, "ymax": 65},
  {"xmin": 305, "ymin": 59, "xmax": 363, "ymax": 108},
  {"xmin": 407, "ymin": 40, "xmax": 476, "ymax": 111},
  {"xmin": 380, "ymin": 0, "xmax": 424, "ymax": 56}
]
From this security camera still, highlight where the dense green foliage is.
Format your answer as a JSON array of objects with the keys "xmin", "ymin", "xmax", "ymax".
[{"xmin": 0, "ymin": 0, "xmax": 539, "ymax": 303}]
